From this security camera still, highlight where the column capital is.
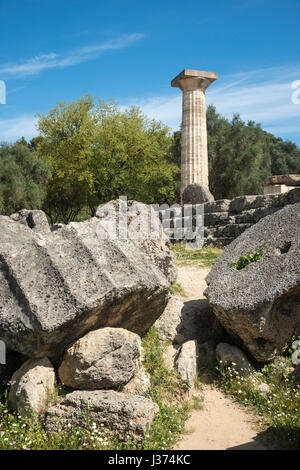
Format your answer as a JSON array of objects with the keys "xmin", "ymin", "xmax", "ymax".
[{"xmin": 171, "ymin": 69, "xmax": 218, "ymax": 92}]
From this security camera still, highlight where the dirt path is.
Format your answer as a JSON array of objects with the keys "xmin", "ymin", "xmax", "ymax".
[{"xmin": 174, "ymin": 265, "xmax": 270, "ymax": 451}]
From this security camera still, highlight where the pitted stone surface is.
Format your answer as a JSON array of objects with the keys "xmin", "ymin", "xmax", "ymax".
[
  {"xmin": 205, "ymin": 203, "xmax": 300, "ymax": 362},
  {"xmin": 9, "ymin": 357, "xmax": 55, "ymax": 417},
  {"xmin": 0, "ymin": 202, "xmax": 172, "ymax": 358}
]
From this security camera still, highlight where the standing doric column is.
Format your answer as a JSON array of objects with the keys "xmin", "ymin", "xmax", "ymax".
[{"xmin": 171, "ymin": 69, "xmax": 217, "ymax": 197}]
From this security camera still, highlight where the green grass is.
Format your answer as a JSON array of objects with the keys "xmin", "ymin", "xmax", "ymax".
[
  {"xmin": 0, "ymin": 328, "xmax": 190, "ymax": 450},
  {"xmin": 170, "ymin": 282, "xmax": 187, "ymax": 297},
  {"xmin": 172, "ymin": 242, "xmax": 223, "ymax": 268},
  {"xmin": 217, "ymin": 356, "xmax": 300, "ymax": 449}
]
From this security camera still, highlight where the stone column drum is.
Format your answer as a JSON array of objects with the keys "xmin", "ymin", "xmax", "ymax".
[{"xmin": 171, "ymin": 69, "xmax": 218, "ymax": 197}]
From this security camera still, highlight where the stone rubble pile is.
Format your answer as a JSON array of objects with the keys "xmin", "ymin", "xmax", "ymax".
[{"xmin": 0, "ymin": 201, "xmax": 177, "ymax": 440}]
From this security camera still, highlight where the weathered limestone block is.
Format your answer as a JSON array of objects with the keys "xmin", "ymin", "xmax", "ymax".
[
  {"xmin": 220, "ymin": 223, "xmax": 252, "ymax": 238},
  {"xmin": 96, "ymin": 199, "xmax": 177, "ymax": 284},
  {"xmin": 45, "ymin": 390, "xmax": 159, "ymax": 441},
  {"xmin": 182, "ymin": 183, "xmax": 214, "ymax": 205},
  {"xmin": 229, "ymin": 196, "xmax": 258, "ymax": 214},
  {"xmin": 249, "ymin": 195, "xmax": 276, "ymax": 209},
  {"xmin": 252, "ymin": 206, "xmax": 279, "ymax": 223},
  {"xmin": 204, "ymin": 212, "xmax": 230, "ymax": 227},
  {"xmin": 266, "ymin": 175, "xmax": 300, "ymax": 185},
  {"xmin": 58, "ymin": 328, "xmax": 141, "ymax": 390},
  {"xmin": 10, "ymin": 209, "xmax": 50, "ymax": 234},
  {"xmin": 175, "ymin": 340, "xmax": 198, "ymax": 387},
  {"xmin": 294, "ymin": 364, "xmax": 300, "ymax": 386},
  {"xmin": 0, "ymin": 352, "xmax": 26, "ymax": 394},
  {"xmin": 205, "ymin": 203, "xmax": 300, "ymax": 362},
  {"xmin": 235, "ymin": 209, "xmax": 255, "ymax": 224},
  {"xmin": 216, "ymin": 343, "xmax": 255, "ymax": 375},
  {"xmin": 204, "ymin": 199, "xmax": 231, "ymax": 214},
  {"xmin": 9, "ymin": 358, "xmax": 55, "ymax": 417},
  {"xmin": 0, "ymin": 202, "xmax": 172, "ymax": 358},
  {"xmin": 198, "ymin": 340, "xmax": 216, "ymax": 367}
]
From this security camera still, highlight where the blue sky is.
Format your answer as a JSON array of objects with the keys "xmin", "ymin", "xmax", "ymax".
[{"xmin": 1, "ymin": 0, "xmax": 300, "ymax": 144}]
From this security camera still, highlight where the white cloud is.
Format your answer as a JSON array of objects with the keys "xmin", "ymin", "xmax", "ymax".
[
  {"xmin": 2, "ymin": 65, "xmax": 300, "ymax": 144},
  {"xmin": 0, "ymin": 34, "xmax": 143, "ymax": 78},
  {"xmin": 0, "ymin": 115, "xmax": 38, "ymax": 141},
  {"xmin": 122, "ymin": 65, "xmax": 300, "ymax": 142}
]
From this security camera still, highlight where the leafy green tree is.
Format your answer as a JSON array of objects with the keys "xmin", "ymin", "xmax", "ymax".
[
  {"xmin": 0, "ymin": 143, "xmax": 50, "ymax": 215},
  {"xmin": 37, "ymin": 95, "xmax": 98, "ymax": 223},
  {"xmin": 37, "ymin": 96, "xmax": 179, "ymax": 223}
]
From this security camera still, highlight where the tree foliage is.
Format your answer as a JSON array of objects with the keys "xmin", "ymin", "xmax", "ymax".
[
  {"xmin": 36, "ymin": 96, "xmax": 179, "ymax": 223},
  {"xmin": 0, "ymin": 142, "xmax": 50, "ymax": 215},
  {"xmin": 170, "ymin": 105, "xmax": 300, "ymax": 200}
]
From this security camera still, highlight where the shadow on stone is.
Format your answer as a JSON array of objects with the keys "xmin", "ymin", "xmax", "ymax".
[{"xmin": 174, "ymin": 299, "xmax": 225, "ymax": 345}]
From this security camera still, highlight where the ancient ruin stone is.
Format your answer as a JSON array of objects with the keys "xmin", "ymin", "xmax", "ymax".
[
  {"xmin": 120, "ymin": 366, "xmax": 151, "ymax": 396},
  {"xmin": 10, "ymin": 209, "xmax": 50, "ymax": 234},
  {"xmin": 0, "ymin": 202, "xmax": 172, "ymax": 358},
  {"xmin": 9, "ymin": 358, "xmax": 55, "ymax": 417},
  {"xmin": 45, "ymin": 390, "xmax": 159, "ymax": 441},
  {"xmin": 204, "ymin": 199, "xmax": 231, "ymax": 214},
  {"xmin": 198, "ymin": 340, "xmax": 216, "ymax": 367},
  {"xmin": 182, "ymin": 183, "xmax": 214, "ymax": 205},
  {"xmin": 175, "ymin": 340, "xmax": 198, "ymax": 387},
  {"xmin": 154, "ymin": 297, "xmax": 224, "ymax": 345},
  {"xmin": 205, "ymin": 203, "xmax": 300, "ymax": 362},
  {"xmin": 294, "ymin": 364, "xmax": 300, "ymax": 386},
  {"xmin": 96, "ymin": 199, "xmax": 177, "ymax": 284},
  {"xmin": 58, "ymin": 328, "xmax": 141, "ymax": 390},
  {"xmin": 266, "ymin": 175, "xmax": 300, "ymax": 185},
  {"xmin": 171, "ymin": 69, "xmax": 217, "ymax": 194}
]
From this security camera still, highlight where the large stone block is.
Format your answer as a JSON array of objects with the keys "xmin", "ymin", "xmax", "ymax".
[
  {"xmin": 0, "ymin": 202, "xmax": 172, "ymax": 358},
  {"xmin": 216, "ymin": 343, "xmax": 255, "ymax": 375},
  {"xmin": 249, "ymin": 195, "xmax": 276, "ymax": 209},
  {"xmin": 281, "ymin": 187, "xmax": 300, "ymax": 205},
  {"xmin": 205, "ymin": 203, "xmax": 300, "ymax": 362},
  {"xmin": 229, "ymin": 196, "xmax": 258, "ymax": 214},
  {"xmin": 58, "ymin": 328, "xmax": 141, "ymax": 390},
  {"xmin": 266, "ymin": 175, "xmax": 300, "ymax": 185},
  {"xmin": 9, "ymin": 358, "xmax": 55, "ymax": 417},
  {"xmin": 204, "ymin": 199, "xmax": 231, "ymax": 214},
  {"xmin": 182, "ymin": 183, "xmax": 214, "ymax": 205},
  {"xmin": 154, "ymin": 297, "xmax": 224, "ymax": 345},
  {"xmin": 45, "ymin": 390, "xmax": 159, "ymax": 441}
]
